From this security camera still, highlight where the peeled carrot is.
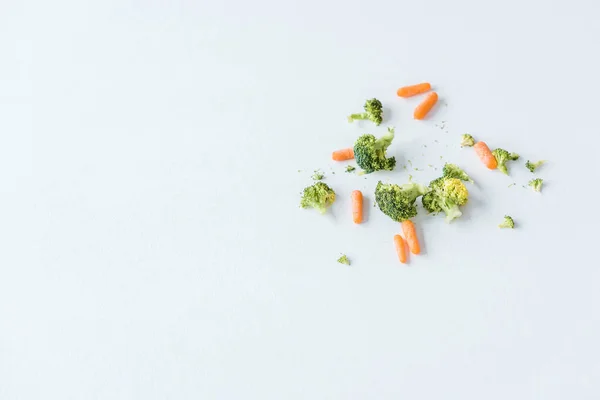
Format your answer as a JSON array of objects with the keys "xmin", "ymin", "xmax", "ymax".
[
  {"xmin": 401, "ymin": 220, "xmax": 420, "ymax": 255},
  {"xmin": 413, "ymin": 92, "xmax": 438, "ymax": 120},
  {"xmin": 397, "ymin": 82, "xmax": 431, "ymax": 98},
  {"xmin": 393, "ymin": 234, "xmax": 407, "ymax": 263},
  {"xmin": 332, "ymin": 148, "xmax": 354, "ymax": 161},
  {"xmin": 351, "ymin": 190, "xmax": 363, "ymax": 224},
  {"xmin": 473, "ymin": 141, "xmax": 497, "ymax": 170}
]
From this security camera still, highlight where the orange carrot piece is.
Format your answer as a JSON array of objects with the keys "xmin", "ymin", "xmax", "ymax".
[
  {"xmin": 351, "ymin": 190, "xmax": 363, "ymax": 224},
  {"xmin": 394, "ymin": 234, "xmax": 407, "ymax": 263},
  {"xmin": 473, "ymin": 141, "xmax": 498, "ymax": 170},
  {"xmin": 397, "ymin": 82, "xmax": 431, "ymax": 98},
  {"xmin": 413, "ymin": 92, "xmax": 438, "ymax": 120},
  {"xmin": 332, "ymin": 148, "xmax": 354, "ymax": 161},
  {"xmin": 401, "ymin": 220, "xmax": 420, "ymax": 255}
]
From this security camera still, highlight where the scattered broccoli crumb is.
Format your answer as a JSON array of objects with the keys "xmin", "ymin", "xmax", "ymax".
[
  {"xmin": 499, "ymin": 216, "xmax": 515, "ymax": 229},
  {"xmin": 428, "ymin": 164, "xmax": 433, "ymax": 168},
  {"xmin": 337, "ymin": 254, "xmax": 350, "ymax": 265},
  {"xmin": 526, "ymin": 160, "xmax": 546, "ymax": 173},
  {"xmin": 345, "ymin": 165, "xmax": 356, "ymax": 173},
  {"xmin": 508, "ymin": 183, "xmax": 516, "ymax": 188},
  {"xmin": 348, "ymin": 98, "xmax": 383, "ymax": 126},
  {"xmin": 407, "ymin": 160, "xmax": 412, "ymax": 166},
  {"xmin": 529, "ymin": 178, "xmax": 543, "ymax": 192},
  {"xmin": 311, "ymin": 169, "xmax": 324, "ymax": 180},
  {"xmin": 461, "ymin": 134, "xmax": 475, "ymax": 147}
]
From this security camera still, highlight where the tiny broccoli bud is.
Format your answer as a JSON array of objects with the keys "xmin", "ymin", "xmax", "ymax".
[
  {"xmin": 337, "ymin": 254, "xmax": 350, "ymax": 265},
  {"xmin": 345, "ymin": 165, "xmax": 356, "ymax": 173},
  {"xmin": 461, "ymin": 134, "xmax": 475, "ymax": 147},
  {"xmin": 311, "ymin": 169, "xmax": 324, "ymax": 180},
  {"xmin": 499, "ymin": 215, "xmax": 515, "ymax": 229},
  {"xmin": 526, "ymin": 160, "xmax": 546, "ymax": 173},
  {"xmin": 529, "ymin": 178, "xmax": 543, "ymax": 192}
]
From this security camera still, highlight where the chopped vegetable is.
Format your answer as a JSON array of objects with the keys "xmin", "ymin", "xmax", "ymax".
[
  {"xmin": 354, "ymin": 127, "xmax": 396, "ymax": 173},
  {"xmin": 401, "ymin": 220, "xmax": 420, "ymax": 255},
  {"xmin": 311, "ymin": 169, "xmax": 324, "ymax": 180},
  {"xmin": 461, "ymin": 134, "xmax": 475, "ymax": 147},
  {"xmin": 414, "ymin": 92, "xmax": 438, "ymax": 120},
  {"xmin": 526, "ymin": 160, "xmax": 546, "ymax": 173},
  {"xmin": 345, "ymin": 165, "xmax": 356, "ymax": 173},
  {"xmin": 422, "ymin": 177, "xmax": 469, "ymax": 223},
  {"xmin": 492, "ymin": 148, "xmax": 520, "ymax": 175},
  {"xmin": 529, "ymin": 178, "xmax": 543, "ymax": 192},
  {"xmin": 443, "ymin": 163, "xmax": 473, "ymax": 183},
  {"xmin": 397, "ymin": 82, "xmax": 431, "ymax": 98},
  {"xmin": 474, "ymin": 141, "xmax": 497, "ymax": 170},
  {"xmin": 332, "ymin": 148, "xmax": 354, "ymax": 161},
  {"xmin": 351, "ymin": 190, "xmax": 363, "ymax": 224},
  {"xmin": 348, "ymin": 98, "xmax": 383, "ymax": 126},
  {"xmin": 300, "ymin": 182, "xmax": 336, "ymax": 214},
  {"xmin": 337, "ymin": 254, "xmax": 350, "ymax": 265},
  {"xmin": 375, "ymin": 180, "xmax": 429, "ymax": 222},
  {"xmin": 393, "ymin": 235, "xmax": 408, "ymax": 263},
  {"xmin": 499, "ymin": 216, "xmax": 515, "ymax": 229}
]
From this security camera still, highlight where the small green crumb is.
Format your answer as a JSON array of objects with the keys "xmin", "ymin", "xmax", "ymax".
[
  {"xmin": 337, "ymin": 254, "xmax": 350, "ymax": 265},
  {"xmin": 428, "ymin": 164, "xmax": 433, "ymax": 168},
  {"xmin": 345, "ymin": 165, "xmax": 356, "ymax": 173},
  {"xmin": 311, "ymin": 169, "xmax": 324, "ymax": 180},
  {"xmin": 407, "ymin": 160, "xmax": 412, "ymax": 166},
  {"xmin": 499, "ymin": 215, "xmax": 515, "ymax": 229},
  {"xmin": 508, "ymin": 183, "xmax": 516, "ymax": 188},
  {"xmin": 529, "ymin": 178, "xmax": 543, "ymax": 192}
]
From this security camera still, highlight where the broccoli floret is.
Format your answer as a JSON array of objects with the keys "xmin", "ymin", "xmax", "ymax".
[
  {"xmin": 375, "ymin": 180, "xmax": 429, "ymax": 222},
  {"xmin": 345, "ymin": 165, "xmax": 356, "ymax": 173},
  {"xmin": 499, "ymin": 215, "xmax": 515, "ymax": 229},
  {"xmin": 311, "ymin": 169, "xmax": 324, "ymax": 180},
  {"xmin": 526, "ymin": 160, "xmax": 546, "ymax": 173},
  {"xmin": 529, "ymin": 178, "xmax": 543, "ymax": 192},
  {"xmin": 492, "ymin": 148, "xmax": 520, "ymax": 175},
  {"xmin": 354, "ymin": 127, "xmax": 396, "ymax": 174},
  {"xmin": 337, "ymin": 254, "xmax": 350, "ymax": 265},
  {"xmin": 443, "ymin": 163, "xmax": 473, "ymax": 183},
  {"xmin": 422, "ymin": 177, "xmax": 469, "ymax": 223},
  {"xmin": 348, "ymin": 98, "xmax": 383, "ymax": 126},
  {"xmin": 300, "ymin": 182, "xmax": 336, "ymax": 214},
  {"xmin": 461, "ymin": 134, "xmax": 475, "ymax": 147}
]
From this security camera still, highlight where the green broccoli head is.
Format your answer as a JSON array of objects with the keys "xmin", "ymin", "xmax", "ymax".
[
  {"xmin": 461, "ymin": 134, "xmax": 475, "ymax": 147},
  {"xmin": 354, "ymin": 127, "xmax": 396, "ymax": 173},
  {"xmin": 499, "ymin": 215, "xmax": 515, "ymax": 229},
  {"xmin": 300, "ymin": 182, "xmax": 336, "ymax": 214},
  {"xmin": 525, "ymin": 160, "xmax": 546, "ymax": 173},
  {"xmin": 348, "ymin": 98, "xmax": 383, "ymax": 125},
  {"xmin": 443, "ymin": 163, "xmax": 473, "ymax": 183},
  {"xmin": 422, "ymin": 177, "xmax": 469, "ymax": 223},
  {"xmin": 375, "ymin": 180, "xmax": 429, "ymax": 222},
  {"xmin": 529, "ymin": 178, "xmax": 543, "ymax": 192},
  {"xmin": 492, "ymin": 148, "xmax": 520, "ymax": 175}
]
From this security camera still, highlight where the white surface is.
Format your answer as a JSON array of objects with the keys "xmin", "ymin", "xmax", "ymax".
[{"xmin": 1, "ymin": 1, "xmax": 599, "ymax": 399}]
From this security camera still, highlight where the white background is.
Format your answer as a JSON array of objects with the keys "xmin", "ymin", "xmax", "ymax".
[{"xmin": 1, "ymin": 0, "xmax": 599, "ymax": 399}]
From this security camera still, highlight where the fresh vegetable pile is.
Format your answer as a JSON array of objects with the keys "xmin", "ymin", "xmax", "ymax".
[{"xmin": 299, "ymin": 83, "xmax": 548, "ymax": 265}]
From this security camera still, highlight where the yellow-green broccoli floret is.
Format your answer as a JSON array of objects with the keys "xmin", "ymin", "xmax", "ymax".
[
  {"xmin": 348, "ymin": 98, "xmax": 383, "ymax": 126},
  {"xmin": 422, "ymin": 177, "xmax": 469, "ymax": 223},
  {"xmin": 461, "ymin": 134, "xmax": 475, "ymax": 147},
  {"xmin": 492, "ymin": 148, "xmax": 520, "ymax": 175},
  {"xmin": 300, "ymin": 182, "xmax": 336, "ymax": 214},
  {"xmin": 375, "ymin": 180, "xmax": 429, "ymax": 222},
  {"xmin": 499, "ymin": 215, "xmax": 515, "ymax": 229},
  {"xmin": 526, "ymin": 160, "xmax": 546, "ymax": 173},
  {"xmin": 337, "ymin": 254, "xmax": 350, "ymax": 265},
  {"xmin": 529, "ymin": 178, "xmax": 543, "ymax": 192},
  {"xmin": 443, "ymin": 163, "xmax": 473, "ymax": 183},
  {"xmin": 354, "ymin": 127, "xmax": 396, "ymax": 174}
]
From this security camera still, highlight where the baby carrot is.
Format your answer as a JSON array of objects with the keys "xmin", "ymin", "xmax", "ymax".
[
  {"xmin": 413, "ymin": 92, "xmax": 438, "ymax": 120},
  {"xmin": 473, "ymin": 141, "xmax": 497, "ymax": 170},
  {"xmin": 397, "ymin": 82, "xmax": 431, "ymax": 98},
  {"xmin": 393, "ymin": 235, "xmax": 407, "ymax": 263},
  {"xmin": 332, "ymin": 148, "xmax": 354, "ymax": 161},
  {"xmin": 351, "ymin": 190, "xmax": 363, "ymax": 224},
  {"xmin": 401, "ymin": 220, "xmax": 420, "ymax": 255}
]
